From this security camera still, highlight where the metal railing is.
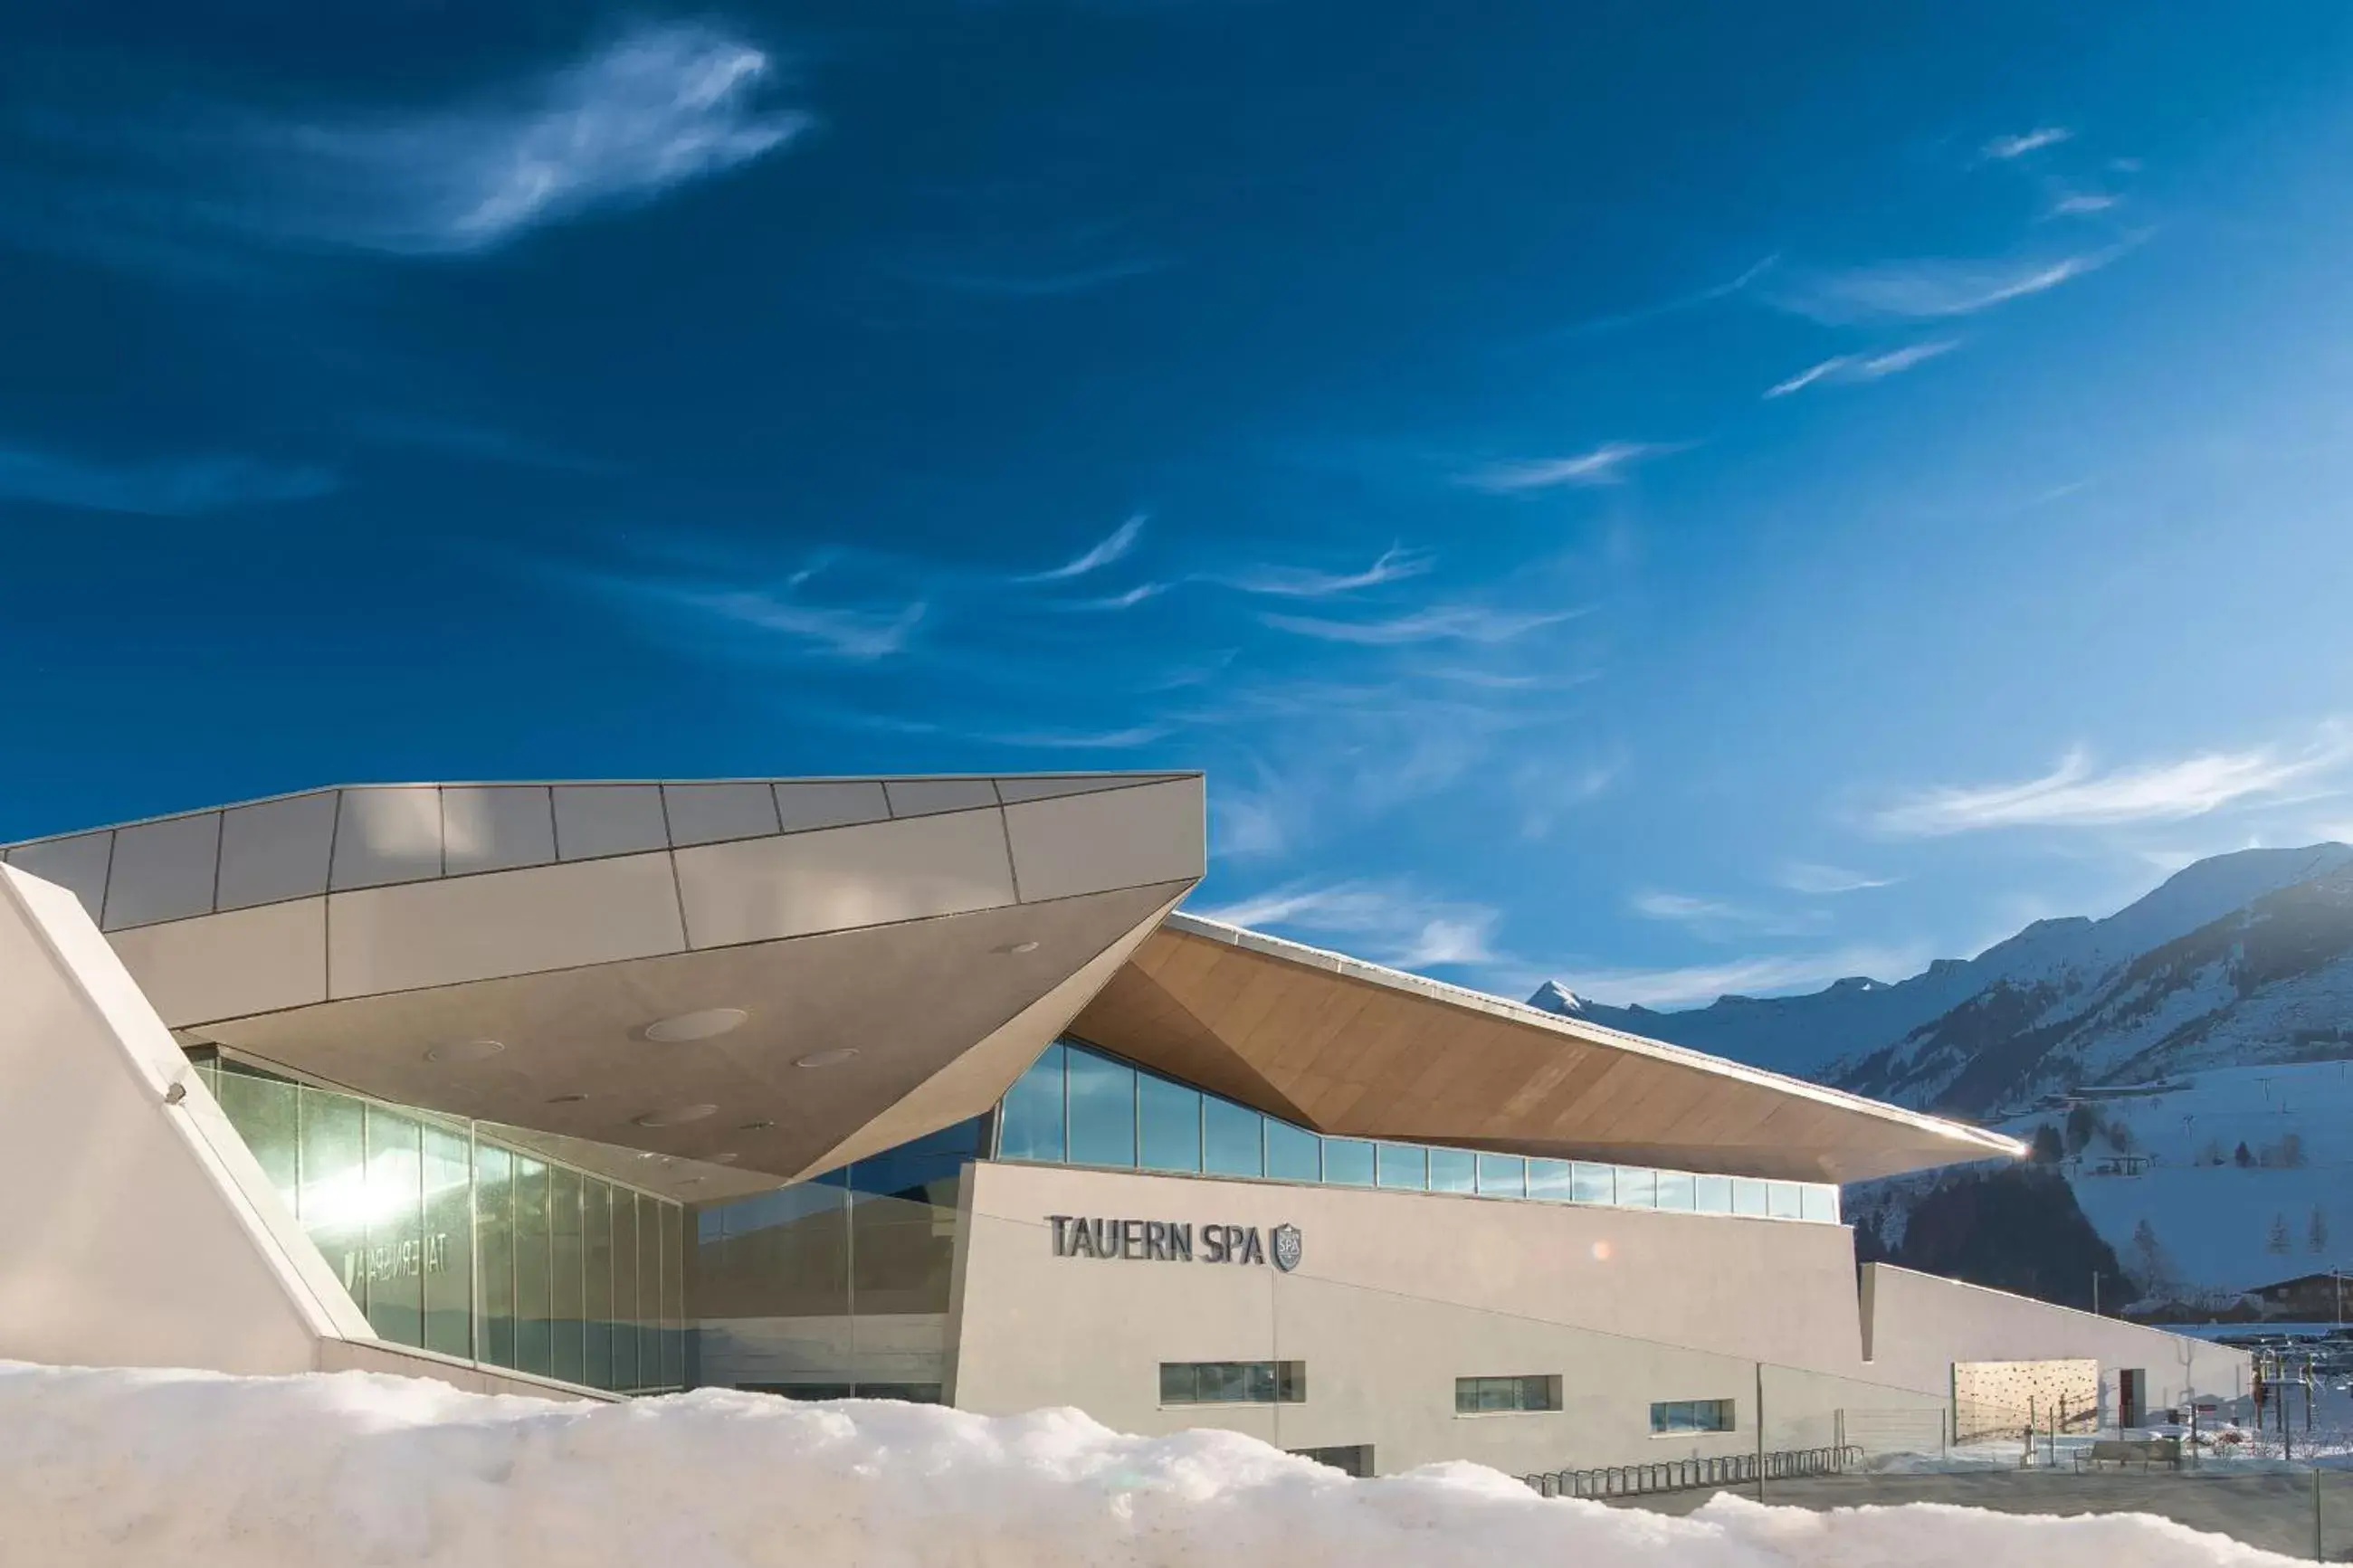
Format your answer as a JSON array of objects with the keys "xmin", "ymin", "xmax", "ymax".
[{"xmin": 1523, "ymin": 1444, "xmax": 1867, "ymax": 1499}]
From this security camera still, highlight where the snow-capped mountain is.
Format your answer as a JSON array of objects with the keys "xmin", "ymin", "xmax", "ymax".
[{"xmin": 1529, "ymin": 842, "xmax": 2353, "ymax": 1117}]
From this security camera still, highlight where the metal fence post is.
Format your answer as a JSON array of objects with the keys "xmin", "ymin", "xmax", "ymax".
[{"xmin": 1754, "ymin": 1363, "xmax": 1767, "ymax": 1504}]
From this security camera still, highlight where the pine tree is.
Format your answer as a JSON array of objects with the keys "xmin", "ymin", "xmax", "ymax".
[{"xmin": 2266, "ymin": 1212, "xmax": 2292, "ymax": 1255}]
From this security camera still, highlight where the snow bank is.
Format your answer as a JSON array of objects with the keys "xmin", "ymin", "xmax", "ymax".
[{"xmin": 0, "ymin": 1362, "xmax": 2303, "ymax": 1568}]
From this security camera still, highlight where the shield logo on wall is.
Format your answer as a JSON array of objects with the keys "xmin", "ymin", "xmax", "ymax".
[{"xmin": 1272, "ymin": 1223, "xmax": 1303, "ymax": 1272}]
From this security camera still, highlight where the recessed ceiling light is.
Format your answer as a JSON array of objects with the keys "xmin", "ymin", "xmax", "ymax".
[
  {"xmin": 424, "ymin": 1039, "xmax": 506, "ymax": 1064},
  {"xmin": 738, "ymin": 1119, "xmax": 776, "ymax": 1132},
  {"xmin": 682, "ymin": 1176, "xmax": 706, "ymax": 1186},
  {"xmin": 996, "ymin": 940, "xmax": 1041, "ymax": 955},
  {"xmin": 710, "ymin": 1153, "xmax": 740, "ymax": 1164},
  {"xmin": 795, "ymin": 1048, "xmax": 860, "ymax": 1069},
  {"xmin": 641, "ymin": 1008, "xmax": 749, "ymax": 1043},
  {"xmin": 634, "ymin": 1104, "xmax": 719, "ymax": 1128},
  {"xmin": 547, "ymin": 1092, "xmax": 588, "ymax": 1105}
]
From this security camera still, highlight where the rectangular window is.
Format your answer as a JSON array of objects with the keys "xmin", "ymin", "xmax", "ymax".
[
  {"xmin": 1263, "ymin": 1120, "xmax": 1321, "ymax": 1183},
  {"xmin": 1615, "ymin": 1165, "xmax": 1657, "ymax": 1209},
  {"xmin": 1427, "ymin": 1147, "xmax": 1476, "ymax": 1193},
  {"xmin": 475, "ymin": 1143, "xmax": 515, "ymax": 1370},
  {"xmin": 1375, "ymin": 1143, "xmax": 1427, "ymax": 1190},
  {"xmin": 583, "ymin": 1179, "xmax": 614, "ymax": 1391},
  {"xmin": 1799, "ymin": 1183, "xmax": 1839, "ymax": 1224},
  {"xmin": 1767, "ymin": 1181, "xmax": 1805, "ymax": 1220},
  {"xmin": 548, "ymin": 1166, "xmax": 586, "ymax": 1386},
  {"xmin": 1455, "ymin": 1374, "xmax": 1562, "ymax": 1414},
  {"xmin": 1570, "ymin": 1162, "xmax": 1615, "ymax": 1204},
  {"xmin": 1693, "ymin": 1174, "xmax": 1732, "ymax": 1213},
  {"xmin": 1202, "ymin": 1098, "xmax": 1265, "ymax": 1178},
  {"xmin": 1653, "ymin": 1169, "xmax": 1695, "ymax": 1212},
  {"xmin": 1526, "ymin": 1158, "xmax": 1574, "ymax": 1202},
  {"xmin": 1475, "ymin": 1154, "xmax": 1526, "ymax": 1198},
  {"xmin": 1159, "ymin": 1361, "xmax": 1306, "ymax": 1405},
  {"xmin": 1065, "ymin": 1048, "xmax": 1138, "ymax": 1169},
  {"xmin": 1732, "ymin": 1178, "xmax": 1769, "ymax": 1217},
  {"xmin": 1137, "ymin": 1074, "xmax": 1203, "ymax": 1174},
  {"xmin": 997, "ymin": 1042, "xmax": 1067, "ymax": 1163},
  {"xmin": 1289, "ymin": 1445, "xmax": 1374, "ymax": 1478},
  {"xmin": 513, "ymin": 1156, "xmax": 552, "ymax": 1378},
  {"xmin": 421, "ymin": 1123, "xmax": 474, "ymax": 1360},
  {"xmin": 1321, "ymin": 1138, "xmax": 1375, "ymax": 1187},
  {"xmin": 1650, "ymin": 1398, "xmax": 1736, "ymax": 1434}
]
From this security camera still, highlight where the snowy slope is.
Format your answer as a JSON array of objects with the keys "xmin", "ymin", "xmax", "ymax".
[
  {"xmin": 1987, "ymin": 1060, "xmax": 2353, "ymax": 1296},
  {"xmin": 1529, "ymin": 844, "xmax": 2353, "ymax": 1111}
]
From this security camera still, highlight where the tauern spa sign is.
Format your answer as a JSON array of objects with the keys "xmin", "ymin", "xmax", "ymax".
[{"xmin": 1047, "ymin": 1215, "xmax": 1302, "ymax": 1271}]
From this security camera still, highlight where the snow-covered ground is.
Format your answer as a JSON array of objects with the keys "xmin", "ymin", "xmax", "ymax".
[
  {"xmin": 1990, "ymin": 1060, "xmax": 2353, "ymax": 1296},
  {"xmin": 0, "ymin": 1361, "xmax": 2320, "ymax": 1567}
]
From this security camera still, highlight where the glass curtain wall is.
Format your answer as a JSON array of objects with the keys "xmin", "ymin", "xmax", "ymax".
[
  {"xmin": 691, "ymin": 1118, "xmax": 983, "ymax": 1402},
  {"xmin": 996, "ymin": 1039, "xmax": 1843, "ymax": 1224},
  {"xmin": 190, "ymin": 1052, "xmax": 686, "ymax": 1395}
]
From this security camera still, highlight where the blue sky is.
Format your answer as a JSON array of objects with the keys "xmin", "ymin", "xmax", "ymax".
[{"xmin": 5, "ymin": 2, "xmax": 2353, "ymax": 1008}]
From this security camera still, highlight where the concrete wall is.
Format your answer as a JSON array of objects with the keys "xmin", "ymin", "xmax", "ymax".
[
  {"xmin": 0, "ymin": 865, "xmax": 367, "ymax": 1375},
  {"xmin": 1862, "ymin": 1264, "xmax": 2251, "ymax": 1416},
  {"xmin": 950, "ymin": 1161, "xmax": 1910, "ymax": 1474},
  {"xmin": 948, "ymin": 1163, "xmax": 2246, "ymax": 1475}
]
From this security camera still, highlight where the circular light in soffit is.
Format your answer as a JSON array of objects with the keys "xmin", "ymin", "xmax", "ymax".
[
  {"xmin": 996, "ymin": 940, "xmax": 1041, "ymax": 955},
  {"xmin": 710, "ymin": 1153, "xmax": 740, "ymax": 1164},
  {"xmin": 634, "ymin": 1104, "xmax": 719, "ymax": 1128},
  {"xmin": 794, "ymin": 1048, "xmax": 861, "ymax": 1069},
  {"xmin": 424, "ymin": 1039, "xmax": 506, "ymax": 1064},
  {"xmin": 640, "ymin": 1008, "xmax": 749, "ymax": 1043},
  {"xmin": 546, "ymin": 1092, "xmax": 588, "ymax": 1105},
  {"xmin": 738, "ymin": 1119, "xmax": 776, "ymax": 1133}
]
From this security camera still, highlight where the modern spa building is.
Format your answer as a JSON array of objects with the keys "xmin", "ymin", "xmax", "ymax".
[{"xmin": 0, "ymin": 772, "xmax": 2245, "ymax": 1474}]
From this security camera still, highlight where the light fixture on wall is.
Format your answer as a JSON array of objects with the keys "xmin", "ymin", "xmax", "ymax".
[
  {"xmin": 640, "ymin": 1008, "xmax": 748, "ymax": 1043},
  {"xmin": 547, "ymin": 1092, "xmax": 588, "ymax": 1105},
  {"xmin": 738, "ymin": 1119, "xmax": 776, "ymax": 1132},
  {"xmin": 634, "ymin": 1104, "xmax": 719, "ymax": 1127},
  {"xmin": 424, "ymin": 1038, "xmax": 506, "ymax": 1064},
  {"xmin": 794, "ymin": 1048, "xmax": 860, "ymax": 1069}
]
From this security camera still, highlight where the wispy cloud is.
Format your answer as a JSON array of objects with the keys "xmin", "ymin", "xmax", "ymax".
[
  {"xmin": 1514, "ymin": 755, "xmax": 1623, "ymax": 840},
  {"xmin": 1630, "ymin": 889, "xmax": 1829, "ymax": 940},
  {"xmin": 1763, "ymin": 338, "xmax": 1960, "ymax": 398},
  {"xmin": 1541, "ymin": 942, "xmax": 1933, "ymax": 1010},
  {"xmin": 1775, "ymin": 249, "xmax": 2123, "ymax": 325},
  {"xmin": 1217, "ymin": 546, "xmax": 1433, "ymax": 598},
  {"xmin": 30, "ymin": 24, "xmax": 806, "ymax": 262},
  {"xmin": 1873, "ymin": 727, "xmax": 2353, "ymax": 836},
  {"xmin": 1193, "ymin": 879, "xmax": 1501, "ymax": 969},
  {"xmin": 1462, "ymin": 442, "xmax": 1681, "ymax": 493},
  {"xmin": 1982, "ymin": 127, "xmax": 2072, "ymax": 161},
  {"xmin": 1777, "ymin": 861, "xmax": 1899, "ymax": 896},
  {"xmin": 624, "ymin": 581, "xmax": 927, "ymax": 660},
  {"xmin": 0, "ymin": 444, "xmax": 337, "ymax": 516},
  {"xmin": 1530, "ymin": 253, "xmax": 1779, "ymax": 342},
  {"xmin": 1022, "ymin": 513, "xmax": 1148, "ymax": 583},
  {"xmin": 2048, "ymin": 192, "xmax": 2119, "ymax": 218},
  {"xmin": 1073, "ymin": 581, "xmax": 1171, "ymax": 611},
  {"xmin": 1259, "ymin": 604, "xmax": 1576, "ymax": 645}
]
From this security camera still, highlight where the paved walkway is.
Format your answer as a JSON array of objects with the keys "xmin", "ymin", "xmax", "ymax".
[{"xmin": 1612, "ymin": 1469, "xmax": 2352, "ymax": 1560}]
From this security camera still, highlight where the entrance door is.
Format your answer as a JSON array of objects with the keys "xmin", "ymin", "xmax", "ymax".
[{"xmin": 2118, "ymin": 1368, "xmax": 2145, "ymax": 1430}]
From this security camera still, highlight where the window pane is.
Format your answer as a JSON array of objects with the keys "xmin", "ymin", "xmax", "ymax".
[
  {"xmin": 1322, "ymin": 1138, "xmax": 1375, "ymax": 1187},
  {"xmin": 996, "ymin": 1043, "xmax": 1066, "ymax": 1163},
  {"xmin": 1654, "ymin": 1169, "xmax": 1695, "ymax": 1212},
  {"xmin": 1277, "ymin": 1363, "xmax": 1304, "ymax": 1403},
  {"xmin": 1694, "ymin": 1174, "xmax": 1732, "ymax": 1213},
  {"xmin": 1732, "ymin": 1177, "xmax": 1769, "ymax": 1217},
  {"xmin": 1767, "ymin": 1182, "xmax": 1804, "ymax": 1220},
  {"xmin": 1520, "ymin": 1376, "xmax": 1557, "ymax": 1411},
  {"xmin": 1243, "ymin": 1363, "xmax": 1276, "ymax": 1403},
  {"xmin": 1454, "ymin": 1379, "xmax": 1477, "ymax": 1414},
  {"xmin": 1800, "ymin": 1184, "xmax": 1839, "ymax": 1223},
  {"xmin": 610, "ymin": 1191, "xmax": 639, "ymax": 1391},
  {"xmin": 1428, "ymin": 1148, "xmax": 1476, "ymax": 1193},
  {"xmin": 662, "ymin": 1202, "xmax": 684, "ymax": 1391},
  {"xmin": 1064, "ymin": 1048, "xmax": 1137, "ymax": 1169},
  {"xmin": 1376, "ymin": 1144, "xmax": 1427, "ymax": 1190},
  {"xmin": 1570, "ymin": 1163, "xmax": 1615, "ymax": 1204},
  {"xmin": 1160, "ymin": 1364, "xmax": 1195, "ymax": 1404},
  {"xmin": 1202, "ymin": 1097, "xmax": 1264, "ymax": 1177},
  {"xmin": 300, "ymin": 1090, "xmax": 367, "ymax": 1315},
  {"xmin": 421, "ymin": 1124, "xmax": 473, "ymax": 1360},
  {"xmin": 216, "ymin": 1067, "xmax": 300, "ymax": 1216},
  {"xmin": 1527, "ymin": 1158, "xmax": 1573, "ymax": 1202},
  {"xmin": 1263, "ymin": 1120, "xmax": 1320, "ymax": 1183},
  {"xmin": 638, "ymin": 1193, "xmax": 662, "ymax": 1388},
  {"xmin": 513, "ymin": 1157, "xmax": 551, "ymax": 1377},
  {"xmin": 583, "ymin": 1181, "xmax": 614, "ymax": 1390},
  {"xmin": 1476, "ymin": 1154, "xmax": 1526, "ymax": 1198},
  {"xmin": 1136, "ymin": 1075, "xmax": 1202, "ymax": 1174},
  {"xmin": 1200, "ymin": 1363, "xmax": 1244, "ymax": 1402},
  {"xmin": 475, "ymin": 1144, "xmax": 515, "ymax": 1369},
  {"xmin": 549, "ymin": 1167, "xmax": 585, "ymax": 1386},
  {"xmin": 363, "ymin": 1106, "xmax": 424, "ymax": 1349},
  {"xmin": 1615, "ymin": 1166, "xmax": 1656, "ymax": 1209}
]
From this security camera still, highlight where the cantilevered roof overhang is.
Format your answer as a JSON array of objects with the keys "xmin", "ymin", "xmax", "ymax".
[{"xmin": 1071, "ymin": 912, "xmax": 2023, "ymax": 1184}]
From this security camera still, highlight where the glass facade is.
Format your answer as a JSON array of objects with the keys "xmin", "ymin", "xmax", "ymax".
[
  {"xmin": 1456, "ymin": 1374, "xmax": 1563, "ymax": 1413},
  {"xmin": 1650, "ymin": 1398, "xmax": 1737, "ymax": 1433},
  {"xmin": 996, "ymin": 1039, "xmax": 1843, "ymax": 1224},
  {"xmin": 1159, "ymin": 1361, "xmax": 1306, "ymax": 1404},
  {"xmin": 191, "ymin": 1053, "xmax": 686, "ymax": 1396},
  {"xmin": 691, "ymin": 1117, "xmax": 982, "ymax": 1402}
]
